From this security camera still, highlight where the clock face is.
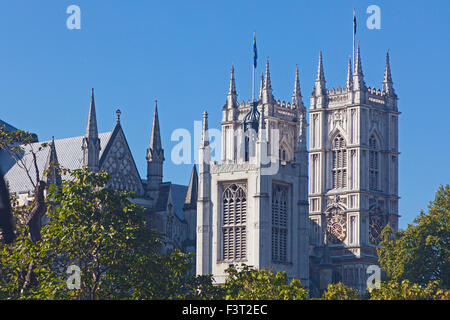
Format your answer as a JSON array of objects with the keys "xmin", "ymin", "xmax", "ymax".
[
  {"xmin": 327, "ymin": 211, "xmax": 347, "ymax": 244},
  {"xmin": 369, "ymin": 215, "xmax": 383, "ymax": 245}
]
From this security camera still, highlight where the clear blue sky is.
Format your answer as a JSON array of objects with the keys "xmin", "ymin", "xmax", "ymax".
[{"xmin": 0, "ymin": 0, "xmax": 449, "ymax": 229}]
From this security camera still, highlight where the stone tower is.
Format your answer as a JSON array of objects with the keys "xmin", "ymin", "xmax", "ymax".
[
  {"xmin": 196, "ymin": 62, "xmax": 309, "ymax": 286},
  {"xmin": 308, "ymin": 47, "xmax": 399, "ymax": 293}
]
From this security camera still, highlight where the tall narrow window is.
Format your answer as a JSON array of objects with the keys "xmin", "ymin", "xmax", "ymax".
[
  {"xmin": 332, "ymin": 134, "xmax": 347, "ymax": 189},
  {"xmin": 349, "ymin": 215, "xmax": 357, "ymax": 244},
  {"xmin": 369, "ymin": 135, "xmax": 379, "ymax": 190},
  {"xmin": 222, "ymin": 183, "xmax": 247, "ymax": 261},
  {"xmin": 272, "ymin": 184, "xmax": 289, "ymax": 262}
]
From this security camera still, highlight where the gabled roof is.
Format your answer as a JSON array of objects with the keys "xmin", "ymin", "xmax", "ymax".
[{"xmin": 4, "ymin": 132, "xmax": 112, "ymax": 194}]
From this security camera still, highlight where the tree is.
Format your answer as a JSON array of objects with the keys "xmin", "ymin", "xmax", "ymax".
[
  {"xmin": 377, "ymin": 185, "xmax": 450, "ymax": 289},
  {"xmin": 222, "ymin": 264, "xmax": 308, "ymax": 300},
  {"xmin": 369, "ymin": 280, "xmax": 450, "ymax": 300},
  {"xmin": 184, "ymin": 275, "xmax": 225, "ymax": 300},
  {"xmin": 0, "ymin": 126, "xmax": 48, "ymax": 242},
  {"xmin": 0, "ymin": 168, "xmax": 194, "ymax": 299},
  {"xmin": 320, "ymin": 283, "xmax": 361, "ymax": 300}
]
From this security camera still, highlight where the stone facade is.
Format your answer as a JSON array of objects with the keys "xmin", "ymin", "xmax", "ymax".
[
  {"xmin": 308, "ymin": 47, "xmax": 399, "ymax": 294},
  {"xmin": 196, "ymin": 63, "xmax": 310, "ymax": 286}
]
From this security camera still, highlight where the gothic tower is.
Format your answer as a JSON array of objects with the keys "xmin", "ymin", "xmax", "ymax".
[
  {"xmin": 146, "ymin": 101, "xmax": 165, "ymax": 201},
  {"xmin": 82, "ymin": 88, "xmax": 101, "ymax": 171},
  {"xmin": 196, "ymin": 62, "xmax": 309, "ymax": 286},
  {"xmin": 308, "ymin": 47, "xmax": 399, "ymax": 293}
]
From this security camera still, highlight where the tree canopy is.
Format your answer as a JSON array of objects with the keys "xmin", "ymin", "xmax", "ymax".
[
  {"xmin": 0, "ymin": 168, "xmax": 193, "ymax": 299},
  {"xmin": 377, "ymin": 185, "xmax": 450, "ymax": 289}
]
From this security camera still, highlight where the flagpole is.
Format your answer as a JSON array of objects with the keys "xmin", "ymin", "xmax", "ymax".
[
  {"xmin": 252, "ymin": 31, "xmax": 256, "ymax": 101},
  {"xmin": 353, "ymin": 9, "xmax": 356, "ymax": 71}
]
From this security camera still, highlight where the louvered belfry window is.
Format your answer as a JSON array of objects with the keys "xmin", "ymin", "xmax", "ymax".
[
  {"xmin": 332, "ymin": 134, "xmax": 347, "ymax": 189},
  {"xmin": 369, "ymin": 135, "xmax": 379, "ymax": 190},
  {"xmin": 272, "ymin": 184, "xmax": 289, "ymax": 262},
  {"xmin": 222, "ymin": 183, "xmax": 247, "ymax": 261}
]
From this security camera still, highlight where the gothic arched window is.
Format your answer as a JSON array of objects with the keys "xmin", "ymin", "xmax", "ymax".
[
  {"xmin": 332, "ymin": 134, "xmax": 347, "ymax": 189},
  {"xmin": 272, "ymin": 184, "xmax": 289, "ymax": 262},
  {"xmin": 369, "ymin": 135, "xmax": 379, "ymax": 191},
  {"xmin": 222, "ymin": 183, "xmax": 247, "ymax": 261}
]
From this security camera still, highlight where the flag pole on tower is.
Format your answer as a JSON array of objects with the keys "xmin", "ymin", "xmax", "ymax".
[
  {"xmin": 353, "ymin": 9, "xmax": 357, "ymax": 71},
  {"xmin": 252, "ymin": 31, "xmax": 257, "ymax": 101}
]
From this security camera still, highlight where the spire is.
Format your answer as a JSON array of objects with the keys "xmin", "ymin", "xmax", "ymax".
[
  {"xmin": 345, "ymin": 56, "xmax": 353, "ymax": 90},
  {"xmin": 382, "ymin": 52, "xmax": 395, "ymax": 96},
  {"xmin": 258, "ymin": 73, "xmax": 264, "ymax": 101},
  {"xmin": 146, "ymin": 101, "xmax": 164, "ymax": 196},
  {"xmin": 292, "ymin": 65, "xmax": 303, "ymax": 107},
  {"xmin": 353, "ymin": 43, "xmax": 366, "ymax": 90},
  {"xmin": 85, "ymin": 88, "xmax": 98, "ymax": 139},
  {"xmin": 314, "ymin": 51, "xmax": 326, "ymax": 96},
  {"xmin": 200, "ymin": 111, "xmax": 209, "ymax": 148},
  {"xmin": 183, "ymin": 165, "xmax": 198, "ymax": 211},
  {"xmin": 262, "ymin": 59, "xmax": 273, "ymax": 104},
  {"xmin": 43, "ymin": 137, "xmax": 61, "ymax": 186},
  {"xmin": 226, "ymin": 65, "xmax": 238, "ymax": 108},
  {"xmin": 82, "ymin": 88, "xmax": 101, "ymax": 170},
  {"xmin": 148, "ymin": 100, "xmax": 163, "ymax": 155}
]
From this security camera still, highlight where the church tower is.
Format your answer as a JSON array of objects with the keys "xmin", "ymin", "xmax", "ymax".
[
  {"xmin": 146, "ymin": 101, "xmax": 165, "ymax": 201},
  {"xmin": 308, "ymin": 47, "xmax": 400, "ymax": 293},
  {"xmin": 82, "ymin": 88, "xmax": 101, "ymax": 171},
  {"xmin": 196, "ymin": 62, "xmax": 309, "ymax": 286}
]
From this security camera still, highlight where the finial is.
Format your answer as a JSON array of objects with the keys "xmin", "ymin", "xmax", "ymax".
[
  {"xmin": 116, "ymin": 109, "xmax": 121, "ymax": 123},
  {"xmin": 264, "ymin": 58, "xmax": 271, "ymax": 89},
  {"xmin": 201, "ymin": 111, "xmax": 209, "ymax": 147},
  {"xmin": 314, "ymin": 51, "xmax": 326, "ymax": 96},
  {"xmin": 354, "ymin": 42, "xmax": 363, "ymax": 75},
  {"xmin": 316, "ymin": 51, "xmax": 325, "ymax": 81},
  {"xmin": 383, "ymin": 51, "xmax": 394, "ymax": 95},
  {"xmin": 345, "ymin": 56, "xmax": 353, "ymax": 89},
  {"xmin": 262, "ymin": 59, "xmax": 273, "ymax": 104},
  {"xmin": 227, "ymin": 64, "xmax": 238, "ymax": 108},
  {"xmin": 258, "ymin": 72, "xmax": 264, "ymax": 101},
  {"xmin": 352, "ymin": 43, "xmax": 366, "ymax": 90}
]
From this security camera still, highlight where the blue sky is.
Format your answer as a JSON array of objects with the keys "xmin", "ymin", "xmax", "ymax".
[{"xmin": 0, "ymin": 0, "xmax": 449, "ymax": 229}]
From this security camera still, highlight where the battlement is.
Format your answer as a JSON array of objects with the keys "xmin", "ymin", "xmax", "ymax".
[{"xmin": 237, "ymin": 99, "xmax": 297, "ymax": 110}]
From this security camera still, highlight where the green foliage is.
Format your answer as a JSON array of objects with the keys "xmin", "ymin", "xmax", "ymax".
[
  {"xmin": 320, "ymin": 283, "xmax": 361, "ymax": 300},
  {"xmin": 185, "ymin": 275, "xmax": 226, "ymax": 300},
  {"xmin": 369, "ymin": 280, "xmax": 450, "ymax": 300},
  {"xmin": 222, "ymin": 264, "xmax": 308, "ymax": 300},
  {"xmin": 0, "ymin": 168, "xmax": 194, "ymax": 299},
  {"xmin": 378, "ymin": 185, "xmax": 450, "ymax": 289}
]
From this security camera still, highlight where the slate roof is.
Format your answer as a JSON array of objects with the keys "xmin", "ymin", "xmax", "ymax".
[
  {"xmin": 4, "ymin": 132, "xmax": 112, "ymax": 194},
  {"xmin": 172, "ymin": 184, "xmax": 188, "ymax": 221},
  {"xmin": 0, "ymin": 120, "xmax": 18, "ymax": 133},
  {"xmin": 149, "ymin": 181, "xmax": 187, "ymax": 222}
]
